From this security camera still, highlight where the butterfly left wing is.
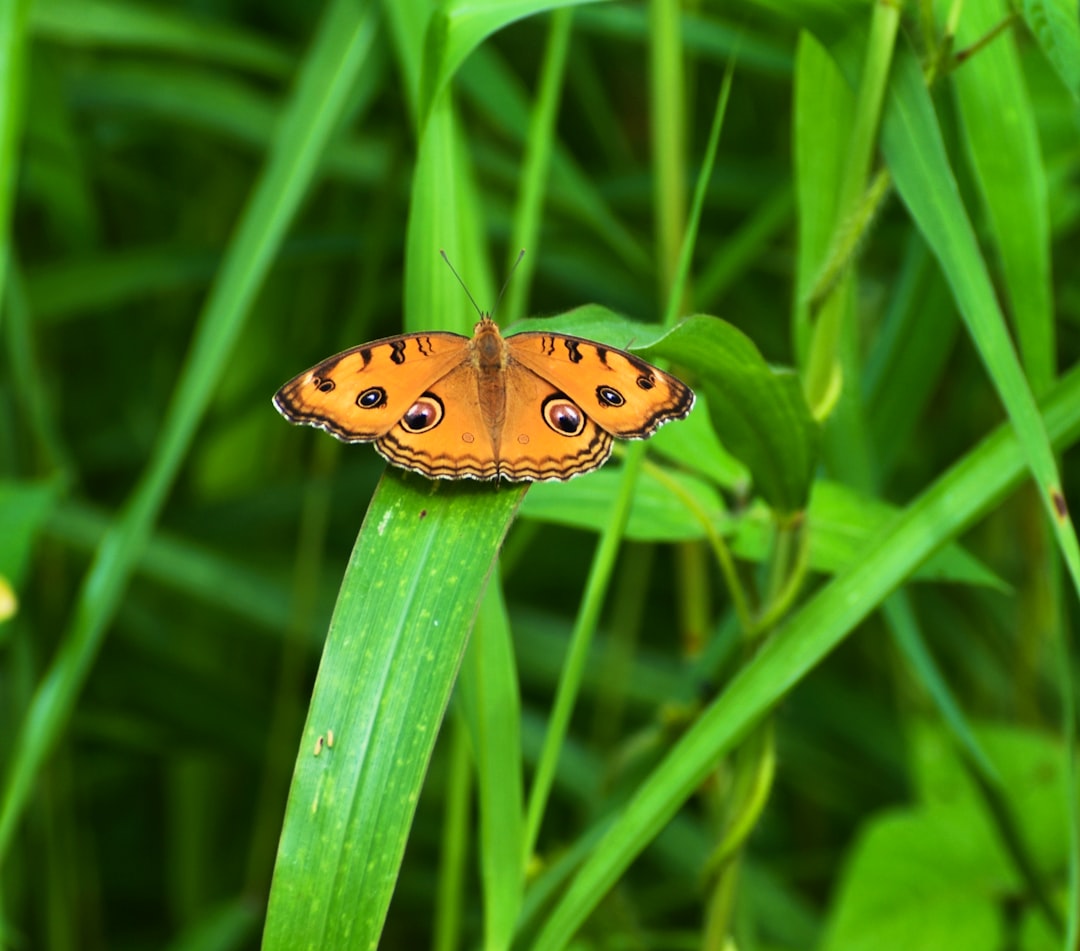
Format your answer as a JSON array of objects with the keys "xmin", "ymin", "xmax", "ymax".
[
  {"xmin": 273, "ymin": 331, "xmax": 468, "ymax": 442},
  {"xmin": 372, "ymin": 362, "xmax": 498, "ymax": 480},
  {"xmin": 506, "ymin": 331, "xmax": 693, "ymax": 439}
]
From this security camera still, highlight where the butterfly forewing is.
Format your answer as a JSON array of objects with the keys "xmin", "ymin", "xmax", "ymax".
[{"xmin": 273, "ymin": 332, "xmax": 468, "ymax": 442}]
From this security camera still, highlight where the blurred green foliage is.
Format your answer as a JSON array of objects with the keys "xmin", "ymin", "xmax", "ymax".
[{"xmin": 2, "ymin": 0, "xmax": 1080, "ymax": 949}]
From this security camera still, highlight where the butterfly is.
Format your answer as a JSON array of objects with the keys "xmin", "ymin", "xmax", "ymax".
[{"xmin": 273, "ymin": 314, "xmax": 694, "ymax": 482}]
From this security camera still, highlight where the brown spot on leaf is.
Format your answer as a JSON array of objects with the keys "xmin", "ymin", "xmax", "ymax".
[{"xmin": 1052, "ymin": 487, "xmax": 1068, "ymax": 520}]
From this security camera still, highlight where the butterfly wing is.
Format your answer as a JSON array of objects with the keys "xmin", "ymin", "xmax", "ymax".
[
  {"xmin": 494, "ymin": 365, "xmax": 614, "ymax": 481},
  {"xmin": 506, "ymin": 332, "xmax": 694, "ymax": 438},
  {"xmin": 273, "ymin": 332, "xmax": 468, "ymax": 442}
]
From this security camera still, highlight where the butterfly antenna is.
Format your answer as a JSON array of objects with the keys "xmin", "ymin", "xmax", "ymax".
[
  {"xmin": 494, "ymin": 249, "xmax": 526, "ymax": 315},
  {"xmin": 439, "ymin": 248, "xmax": 526, "ymax": 319},
  {"xmin": 440, "ymin": 250, "xmax": 485, "ymax": 318}
]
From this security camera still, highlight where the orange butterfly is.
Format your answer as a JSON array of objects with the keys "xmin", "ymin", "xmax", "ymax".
[{"xmin": 274, "ymin": 313, "xmax": 692, "ymax": 482}]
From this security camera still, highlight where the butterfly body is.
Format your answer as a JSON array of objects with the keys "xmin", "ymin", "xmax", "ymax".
[{"xmin": 274, "ymin": 316, "xmax": 693, "ymax": 482}]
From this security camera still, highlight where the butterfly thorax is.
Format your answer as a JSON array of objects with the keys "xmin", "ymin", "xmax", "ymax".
[{"xmin": 470, "ymin": 315, "xmax": 509, "ymax": 456}]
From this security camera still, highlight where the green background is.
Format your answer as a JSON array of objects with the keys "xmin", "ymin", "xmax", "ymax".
[{"xmin": 2, "ymin": 1, "xmax": 1080, "ymax": 949}]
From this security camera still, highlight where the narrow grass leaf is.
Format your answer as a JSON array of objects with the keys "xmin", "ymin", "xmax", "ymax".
[
  {"xmin": 32, "ymin": 0, "xmax": 292, "ymax": 77},
  {"xmin": 419, "ymin": 0, "xmax": 612, "ymax": 125},
  {"xmin": 876, "ymin": 39, "xmax": 1079, "ymax": 578},
  {"xmin": 650, "ymin": 0, "xmax": 686, "ymax": 301},
  {"xmin": 0, "ymin": 0, "xmax": 32, "ymax": 315},
  {"xmin": 948, "ymin": 0, "xmax": 1054, "ymax": 393},
  {"xmin": 47, "ymin": 502, "xmax": 293, "ymax": 634},
  {"xmin": 1020, "ymin": 0, "xmax": 1080, "ymax": 99},
  {"xmin": 521, "ymin": 444, "xmax": 647, "ymax": 865},
  {"xmin": 378, "ymin": 0, "xmax": 428, "ymax": 119},
  {"xmin": 262, "ymin": 474, "xmax": 523, "ymax": 949},
  {"xmin": 0, "ymin": 480, "xmax": 60, "ymax": 590},
  {"xmin": 433, "ymin": 718, "xmax": 471, "ymax": 951},
  {"xmin": 458, "ymin": 583, "xmax": 525, "ymax": 950},
  {"xmin": 663, "ymin": 57, "xmax": 733, "ymax": 327},
  {"xmin": 26, "ymin": 246, "xmax": 220, "ymax": 322},
  {"xmin": 884, "ymin": 594, "xmax": 1000, "ymax": 781},
  {"xmin": 526, "ymin": 471, "xmax": 1001, "ymax": 587},
  {"xmin": 792, "ymin": 30, "xmax": 852, "ymax": 403},
  {"xmin": 73, "ymin": 61, "xmax": 389, "ymax": 182},
  {"xmin": 503, "ymin": 7, "xmax": 573, "ymax": 324}
]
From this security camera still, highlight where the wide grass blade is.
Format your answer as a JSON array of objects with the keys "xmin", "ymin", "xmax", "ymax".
[{"xmin": 262, "ymin": 474, "xmax": 523, "ymax": 949}]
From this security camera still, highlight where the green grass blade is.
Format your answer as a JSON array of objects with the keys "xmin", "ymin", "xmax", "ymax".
[
  {"xmin": 262, "ymin": 476, "xmax": 523, "ymax": 949},
  {"xmin": 420, "ymin": 0, "xmax": 611, "ymax": 126},
  {"xmin": 502, "ymin": 8, "xmax": 573, "ymax": 325},
  {"xmin": 651, "ymin": 316, "xmax": 819, "ymax": 516},
  {"xmin": 433, "ymin": 718, "xmax": 471, "ymax": 951},
  {"xmin": 879, "ymin": 40, "xmax": 1080, "ymax": 578},
  {"xmin": 663, "ymin": 59, "xmax": 734, "ymax": 328},
  {"xmin": 31, "ymin": 0, "xmax": 291, "ymax": 77},
  {"xmin": 0, "ymin": 0, "xmax": 379, "ymax": 863},
  {"xmin": 521, "ymin": 446, "xmax": 647, "ymax": 866},
  {"xmin": 379, "ymin": 0, "xmax": 429, "ymax": 121},
  {"xmin": 0, "ymin": 0, "xmax": 32, "ymax": 320},
  {"xmin": 458, "ymin": 583, "xmax": 525, "ymax": 950},
  {"xmin": 649, "ymin": 0, "xmax": 685, "ymax": 302},
  {"xmin": 949, "ymin": 0, "xmax": 1054, "ymax": 393},
  {"xmin": 1020, "ymin": 0, "xmax": 1080, "ymax": 99},
  {"xmin": 530, "ymin": 353, "xmax": 1080, "ymax": 951},
  {"xmin": 877, "ymin": 44, "xmax": 1080, "ymax": 937},
  {"xmin": 47, "ymin": 501, "xmax": 293, "ymax": 633},
  {"xmin": 792, "ymin": 29, "xmax": 851, "ymax": 406},
  {"xmin": 406, "ymin": 91, "xmax": 494, "ymax": 335}
]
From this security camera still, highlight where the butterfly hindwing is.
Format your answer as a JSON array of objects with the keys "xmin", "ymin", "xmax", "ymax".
[{"xmin": 506, "ymin": 332, "xmax": 694, "ymax": 439}]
